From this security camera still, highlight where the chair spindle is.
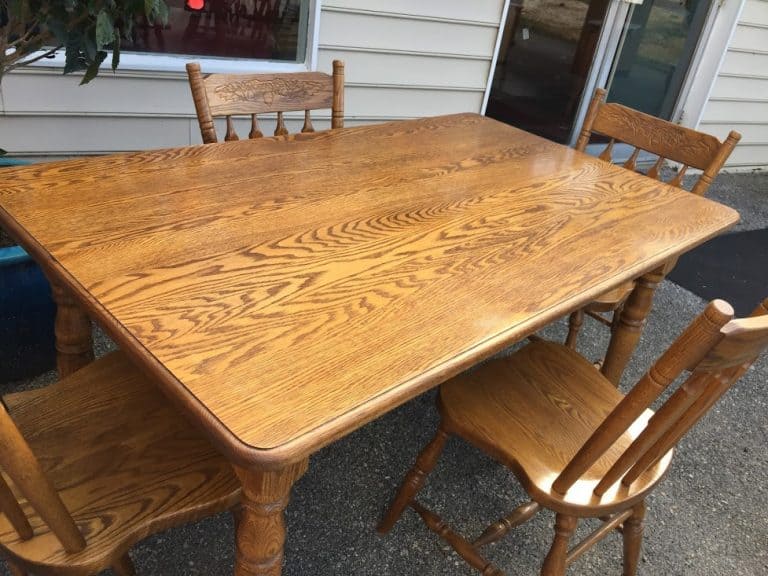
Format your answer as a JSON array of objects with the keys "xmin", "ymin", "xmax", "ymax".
[
  {"xmin": 302, "ymin": 110, "xmax": 315, "ymax": 133},
  {"xmin": 0, "ymin": 406, "xmax": 86, "ymax": 552},
  {"xmin": 552, "ymin": 300, "xmax": 733, "ymax": 494},
  {"xmin": 668, "ymin": 165, "xmax": 688, "ymax": 188},
  {"xmin": 225, "ymin": 116, "xmax": 239, "ymax": 141},
  {"xmin": 593, "ymin": 370, "xmax": 711, "ymax": 496},
  {"xmin": 0, "ymin": 472, "xmax": 33, "ymax": 539},
  {"xmin": 646, "ymin": 156, "xmax": 665, "ymax": 180},
  {"xmin": 598, "ymin": 139, "xmax": 615, "ymax": 162},
  {"xmin": 249, "ymin": 114, "xmax": 263, "ymax": 139},
  {"xmin": 275, "ymin": 111, "xmax": 288, "ymax": 136},
  {"xmin": 623, "ymin": 147, "xmax": 641, "ymax": 172}
]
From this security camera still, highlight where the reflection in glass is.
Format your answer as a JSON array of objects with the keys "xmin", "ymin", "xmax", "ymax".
[
  {"xmin": 122, "ymin": 0, "xmax": 309, "ymax": 62},
  {"xmin": 487, "ymin": 0, "xmax": 611, "ymax": 143},
  {"xmin": 607, "ymin": 0, "xmax": 710, "ymax": 119}
]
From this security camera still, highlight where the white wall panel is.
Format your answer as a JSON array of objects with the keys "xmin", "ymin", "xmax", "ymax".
[
  {"xmin": 718, "ymin": 49, "xmax": 768, "ymax": 77},
  {"xmin": 321, "ymin": 0, "xmax": 504, "ymax": 23},
  {"xmin": 319, "ymin": 11, "xmax": 498, "ymax": 57},
  {"xmin": 709, "ymin": 75, "xmax": 768, "ymax": 98},
  {"xmin": 1, "ymin": 116, "xmax": 194, "ymax": 154},
  {"xmin": 741, "ymin": 0, "xmax": 768, "ymax": 24},
  {"xmin": 700, "ymin": 0, "xmax": 768, "ymax": 169},
  {"xmin": 728, "ymin": 22, "xmax": 768, "ymax": 51},
  {"xmin": 317, "ymin": 49, "xmax": 490, "ymax": 89},
  {"xmin": 699, "ymin": 122, "xmax": 768, "ymax": 143}
]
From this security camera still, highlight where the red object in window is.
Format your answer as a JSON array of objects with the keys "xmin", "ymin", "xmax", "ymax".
[{"xmin": 186, "ymin": 0, "xmax": 205, "ymax": 10}]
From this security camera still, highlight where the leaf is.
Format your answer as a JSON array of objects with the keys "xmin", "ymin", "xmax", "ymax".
[
  {"xmin": 80, "ymin": 50, "xmax": 108, "ymax": 85},
  {"xmin": 111, "ymin": 33, "xmax": 120, "ymax": 71},
  {"xmin": 156, "ymin": 1, "xmax": 169, "ymax": 24},
  {"xmin": 95, "ymin": 10, "xmax": 114, "ymax": 51}
]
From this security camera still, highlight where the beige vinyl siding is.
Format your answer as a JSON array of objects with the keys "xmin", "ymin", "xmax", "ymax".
[
  {"xmin": 0, "ymin": 0, "xmax": 505, "ymax": 158},
  {"xmin": 699, "ymin": 0, "xmax": 768, "ymax": 170}
]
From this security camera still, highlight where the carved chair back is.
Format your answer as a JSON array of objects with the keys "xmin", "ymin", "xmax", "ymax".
[
  {"xmin": 0, "ymin": 402, "xmax": 86, "ymax": 553},
  {"xmin": 576, "ymin": 88, "xmax": 741, "ymax": 195},
  {"xmin": 187, "ymin": 60, "xmax": 345, "ymax": 144},
  {"xmin": 553, "ymin": 297, "xmax": 768, "ymax": 496}
]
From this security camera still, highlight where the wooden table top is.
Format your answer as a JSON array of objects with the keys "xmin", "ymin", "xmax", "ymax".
[{"xmin": 0, "ymin": 114, "xmax": 738, "ymax": 467}]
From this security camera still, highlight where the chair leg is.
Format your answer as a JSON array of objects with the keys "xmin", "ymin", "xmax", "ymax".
[
  {"xmin": 111, "ymin": 552, "xmax": 137, "ymax": 576},
  {"xmin": 377, "ymin": 424, "xmax": 450, "ymax": 534},
  {"xmin": 6, "ymin": 559, "xmax": 28, "ymax": 576},
  {"xmin": 541, "ymin": 513, "xmax": 577, "ymax": 576},
  {"xmin": 611, "ymin": 303, "xmax": 625, "ymax": 333},
  {"xmin": 622, "ymin": 501, "xmax": 646, "ymax": 576},
  {"xmin": 231, "ymin": 503, "xmax": 242, "ymax": 533},
  {"xmin": 565, "ymin": 310, "xmax": 583, "ymax": 349}
]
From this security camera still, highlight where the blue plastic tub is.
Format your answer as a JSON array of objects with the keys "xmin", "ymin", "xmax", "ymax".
[
  {"xmin": 1, "ymin": 158, "xmax": 57, "ymax": 382},
  {"xmin": 0, "ymin": 246, "xmax": 57, "ymax": 382}
]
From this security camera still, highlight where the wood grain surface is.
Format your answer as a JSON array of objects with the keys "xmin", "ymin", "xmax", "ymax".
[
  {"xmin": 0, "ymin": 351, "xmax": 240, "ymax": 574},
  {"xmin": 0, "ymin": 114, "xmax": 739, "ymax": 467}
]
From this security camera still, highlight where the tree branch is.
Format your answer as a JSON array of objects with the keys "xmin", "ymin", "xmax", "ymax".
[{"xmin": 3, "ymin": 46, "xmax": 62, "ymax": 74}]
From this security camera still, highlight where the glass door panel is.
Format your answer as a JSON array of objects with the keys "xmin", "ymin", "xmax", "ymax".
[
  {"xmin": 606, "ymin": 0, "xmax": 711, "ymax": 119},
  {"xmin": 486, "ymin": 0, "xmax": 612, "ymax": 143}
]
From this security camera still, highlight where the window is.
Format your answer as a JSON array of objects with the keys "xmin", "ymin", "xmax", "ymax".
[{"xmin": 123, "ymin": 0, "xmax": 312, "ymax": 63}]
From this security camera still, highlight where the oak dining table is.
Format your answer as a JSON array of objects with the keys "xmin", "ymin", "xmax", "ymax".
[{"xmin": 0, "ymin": 113, "xmax": 738, "ymax": 575}]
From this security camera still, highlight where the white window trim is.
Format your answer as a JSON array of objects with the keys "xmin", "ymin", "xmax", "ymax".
[{"xmin": 24, "ymin": 0, "xmax": 321, "ymax": 76}]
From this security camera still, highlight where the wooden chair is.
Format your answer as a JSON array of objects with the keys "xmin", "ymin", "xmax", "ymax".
[
  {"xmin": 0, "ymin": 350, "xmax": 241, "ymax": 575},
  {"xmin": 378, "ymin": 297, "xmax": 768, "ymax": 575},
  {"xmin": 186, "ymin": 60, "xmax": 345, "ymax": 143},
  {"xmin": 564, "ymin": 88, "xmax": 741, "ymax": 350}
]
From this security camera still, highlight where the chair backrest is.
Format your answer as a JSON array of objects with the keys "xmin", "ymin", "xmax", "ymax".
[
  {"xmin": 552, "ymin": 297, "xmax": 768, "ymax": 496},
  {"xmin": 187, "ymin": 60, "xmax": 345, "ymax": 144},
  {"xmin": 576, "ymin": 88, "xmax": 741, "ymax": 196},
  {"xmin": 0, "ymin": 402, "xmax": 86, "ymax": 552}
]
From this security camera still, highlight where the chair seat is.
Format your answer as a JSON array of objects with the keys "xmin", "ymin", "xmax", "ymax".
[
  {"xmin": 584, "ymin": 280, "xmax": 636, "ymax": 312},
  {"xmin": 438, "ymin": 341, "xmax": 672, "ymax": 515},
  {"xmin": 0, "ymin": 351, "xmax": 241, "ymax": 573}
]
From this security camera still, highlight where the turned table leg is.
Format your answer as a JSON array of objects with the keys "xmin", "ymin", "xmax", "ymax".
[
  {"xmin": 233, "ymin": 460, "xmax": 308, "ymax": 576},
  {"xmin": 601, "ymin": 266, "xmax": 665, "ymax": 386},
  {"xmin": 49, "ymin": 281, "xmax": 94, "ymax": 378}
]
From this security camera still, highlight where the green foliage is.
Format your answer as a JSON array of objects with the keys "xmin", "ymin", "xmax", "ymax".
[{"xmin": 0, "ymin": 0, "xmax": 168, "ymax": 84}]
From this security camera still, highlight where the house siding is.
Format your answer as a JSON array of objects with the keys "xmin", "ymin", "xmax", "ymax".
[
  {"xmin": 699, "ymin": 0, "xmax": 768, "ymax": 170},
  {"xmin": 0, "ymin": 0, "xmax": 505, "ymax": 158}
]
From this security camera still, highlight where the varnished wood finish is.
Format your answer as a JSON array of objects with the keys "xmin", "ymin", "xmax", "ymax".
[
  {"xmin": 110, "ymin": 554, "xmax": 136, "ymax": 576},
  {"xmin": 600, "ymin": 267, "xmax": 665, "ymax": 385},
  {"xmin": 565, "ymin": 87, "xmax": 741, "ymax": 351},
  {"xmin": 541, "ymin": 514, "xmax": 577, "ymax": 576},
  {"xmin": 576, "ymin": 88, "xmax": 741, "ymax": 183},
  {"xmin": 0, "ymin": 351, "xmax": 241, "ymax": 575},
  {"xmin": 48, "ymin": 280, "xmax": 94, "ymax": 377},
  {"xmin": 233, "ymin": 461, "xmax": 307, "ymax": 576},
  {"xmin": 0, "ymin": 114, "xmax": 739, "ymax": 470},
  {"xmin": 473, "ymin": 501, "xmax": 541, "ymax": 547},
  {"xmin": 622, "ymin": 502, "xmax": 645, "ymax": 576},
  {"xmin": 377, "ymin": 426, "xmax": 449, "ymax": 535},
  {"xmin": 0, "ymin": 115, "xmax": 739, "ymax": 575},
  {"xmin": 411, "ymin": 501, "xmax": 503, "ymax": 576},
  {"xmin": 380, "ymin": 298, "xmax": 768, "ymax": 574},
  {"xmin": 187, "ymin": 61, "xmax": 345, "ymax": 143}
]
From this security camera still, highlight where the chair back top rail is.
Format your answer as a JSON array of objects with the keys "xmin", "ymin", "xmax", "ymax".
[
  {"xmin": 0, "ymin": 404, "xmax": 85, "ymax": 551},
  {"xmin": 187, "ymin": 60, "xmax": 345, "ymax": 143},
  {"xmin": 575, "ymin": 88, "xmax": 741, "ymax": 196},
  {"xmin": 552, "ymin": 297, "xmax": 768, "ymax": 497}
]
